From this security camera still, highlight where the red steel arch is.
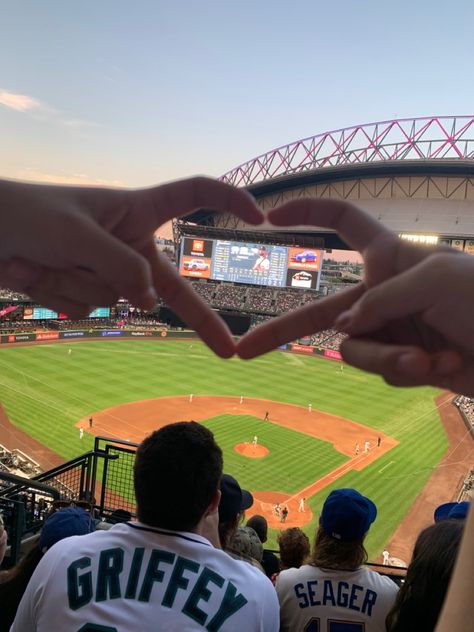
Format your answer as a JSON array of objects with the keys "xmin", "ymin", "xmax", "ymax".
[{"xmin": 220, "ymin": 116, "xmax": 474, "ymax": 187}]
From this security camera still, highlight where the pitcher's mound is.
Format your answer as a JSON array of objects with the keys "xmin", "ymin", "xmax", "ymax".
[{"xmin": 234, "ymin": 443, "xmax": 269, "ymax": 458}]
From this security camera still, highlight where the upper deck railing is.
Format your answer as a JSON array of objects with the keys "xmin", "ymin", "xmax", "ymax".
[{"xmin": 220, "ymin": 116, "xmax": 474, "ymax": 187}]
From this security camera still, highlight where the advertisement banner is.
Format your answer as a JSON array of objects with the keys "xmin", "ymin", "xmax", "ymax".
[
  {"xmin": 61, "ymin": 331, "xmax": 85, "ymax": 338},
  {"xmin": 0, "ymin": 305, "xmax": 19, "ymax": 318},
  {"xmin": 290, "ymin": 344, "xmax": 314, "ymax": 354},
  {"xmin": 130, "ymin": 331, "xmax": 153, "ymax": 337},
  {"xmin": 2, "ymin": 333, "xmax": 36, "ymax": 343},
  {"xmin": 36, "ymin": 332, "xmax": 59, "ymax": 341},
  {"xmin": 101, "ymin": 330, "xmax": 124, "ymax": 337},
  {"xmin": 324, "ymin": 349, "xmax": 342, "ymax": 360}
]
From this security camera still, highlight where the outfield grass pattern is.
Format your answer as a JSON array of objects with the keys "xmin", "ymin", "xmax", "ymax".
[{"xmin": 0, "ymin": 339, "xmax": 447, "ymax": 557}]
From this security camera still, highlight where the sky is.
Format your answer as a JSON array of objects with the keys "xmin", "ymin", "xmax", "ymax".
[{"xmin": 1, "ymin": 0, "xmax": 473, "ymax": 241}]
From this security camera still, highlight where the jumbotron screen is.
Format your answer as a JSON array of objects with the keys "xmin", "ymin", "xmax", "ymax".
[
  {"xmin": 23, "ymin": 307, "xmax": 111, "ymax": 320},
  {"xmin": 179, "ymin": 237, "xmax": 322, "ymax": 289}
]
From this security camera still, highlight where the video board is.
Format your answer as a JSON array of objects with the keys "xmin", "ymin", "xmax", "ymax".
[
  {"xmin": 179, "ymin": 237, "xmax": 322, "ymax": 289},
  {"xmin": 23, "ymin": 307, "xmax": 110, "ymax": 320}
]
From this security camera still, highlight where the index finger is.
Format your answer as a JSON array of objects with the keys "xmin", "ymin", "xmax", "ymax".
[
  {"xmin": 269, "ymin": 199, "xmax": 393, "ymax": 253},
  {"xmin": 237, "ymin": 284, "xmax": 364, "ymax": 359},
  {"xmin": 149, "ymin": 176, "xmax": 264, "ymax": 227},
  {"xmin": 141, "ymin": 240, "xmax": 236, "ymax": 358}
]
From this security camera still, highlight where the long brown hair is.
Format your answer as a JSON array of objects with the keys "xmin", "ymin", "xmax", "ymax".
[
  {"xmin": 309, "ymin": 526, "xmax": 367, "ymax": 570},
  {"xmin": 386, "ymin": 520, "xmax": 463, "ymax": 632}
]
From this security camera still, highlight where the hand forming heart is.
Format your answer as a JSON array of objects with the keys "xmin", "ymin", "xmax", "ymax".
[
  {"xmin": 2, "ymin": 178, "xmax": 473, "ymax": 394},
  {"xmin": 237, "ymin": 199, "xmax": 474, "ymax": 396}
]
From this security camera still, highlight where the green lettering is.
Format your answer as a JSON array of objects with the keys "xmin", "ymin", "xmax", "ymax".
[
  {"xmin": 183, "ymin": 567, "xmax": 224, "ymax": 625},
  {"xmin": 138, "ymin": 549, "xmax": 175, "ymax": 602},
  {"xmin": 206, "ymin": 581, "xmax": 248, "ymax": 631},
  {"xmin": 68, "ymin": 557, "xmax": 93, "ymax": 611},
  {"xmin": 125, "ymin": 547, "xmax": 145, "ymax": 599},
  {"xmin": 96, "ymin": 548, "xmax": 124, "ymax": 602},
  {"xmin": 162, "ymin": 555, "xmax": 200, "ymax": 607}
]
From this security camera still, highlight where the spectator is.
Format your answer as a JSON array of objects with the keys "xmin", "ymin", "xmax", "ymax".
[
  {"xmin": 275, "ymin": 488, "xmax": 398, "ymax": 631},
  {"xmin": 218, "ymin": 474, "xmax": 264, "ymax": 571},
  {"xmin": 12, "ymin": 422, "xmax": 278, "ymax": 631},
  {"xmin": 434, "ymin": 501, "xmax": 470, "ymax": 523},
  {"xmin": 227, "ymin": 526, "xmax": 264, "ymax": 571},
  {"xmin": 386, "ymin": 520, "xmax": 464, "ymax": 632},
  {"xmin": 246, "ymin": 515, "xmax": 280, "ymax": 579},
  {"xmin": 0, "ymin": 507, "xmax": 95, "ymax": 632},
  {"xmin": 277, "ymin": 527, "xmax": 310, "ymax": 571}
]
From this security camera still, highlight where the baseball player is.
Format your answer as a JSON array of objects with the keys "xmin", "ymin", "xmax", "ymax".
[
  {"xmin": 79, "ymin": 427, "xmax": 84, "ymax": 440},
  {"xmin": 89, "ymin": 417, "xmax": 93, "ymax": 429},
  {"xmin": 308, "ymin": 403, "xmax": 312, "ymax": 413},
  {"xmin": 364, "ymin": 440, "xmax": 370, "ymax": 453},
  {"xmin": 281, "ymin": 506, "xmax": 288, "ymax": 523},
  {"xmin": 12, "ymin": 422, "xmax": 279, "ymax": 631},
  {"xmin": 252, "ymin": 435, "xmax": 258, "ymax": 448},
  {"xmin": 377, "ymin": 436, "xmax": 382, "ymax": 447},
  {"xmin": 264, "ymin": 411, "xmax": 269, "ymax": 421},
  {"xmin": 240, "ymin": 395, "xmax": 244, "ymax": 404},
  {"xmin": 355, "ymin": 443, "xmax": 360, "ymax": 456},
  {"xmin": 274, "ymin": 502, "xmax": 281, "ymax": 518},
  {"xmin": 382, "ymin": 549, "xmax": 390, "ymax": 565},
  {"xmin": 68, "ymin": 349, "xmax": 72, "ymax": 355},
  {"xmin": 189, "ymin": 393, "xmax": 193, "ymax": 403},
  {"xmin": 298, "ymin": 497, "xmax": 306, "ymax": 513},
  {"xmin": 276, "ymin": 489, "xmax": 398, "ymax": 631}
]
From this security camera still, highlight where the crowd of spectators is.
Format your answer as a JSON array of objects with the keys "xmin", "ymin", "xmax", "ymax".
[
  {"xmin": 309, "ymin": 328, "xmax": 347, "ymax": 351},
  {"xmin": 455, "ymin": 396, "xmax": 474, "ymax": 432}
]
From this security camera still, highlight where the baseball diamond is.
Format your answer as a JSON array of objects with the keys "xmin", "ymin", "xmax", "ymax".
[{"xmin": 0, "ymin": 336, "xmax": 469, "ymax": 562}]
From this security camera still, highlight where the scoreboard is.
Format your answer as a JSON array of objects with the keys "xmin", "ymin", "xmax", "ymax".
[
  {"xmin": 23, "ymin": 307, "xmax": 110, "ymax": 320},
  {"xmin": 179, "ymin": 237, "xmax": 323, "ymax": 290}
]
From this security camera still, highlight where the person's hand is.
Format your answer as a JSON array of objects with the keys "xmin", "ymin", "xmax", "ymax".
[
  {"xmin": 237, "ymin": 199, "xmax": 474, "ymax": 395},
  {"xmin": 0, "ymin": 177, "xmax": 263, "ymax": 357}
]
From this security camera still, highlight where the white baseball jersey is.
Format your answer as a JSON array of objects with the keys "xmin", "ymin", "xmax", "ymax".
[
  {"xmin": 12, "ymin": 522, "xmax": 279, "ymax": 632},
  {"xmin": 276, "ymin": 564, "xmax": 398, "ymax": 632}
]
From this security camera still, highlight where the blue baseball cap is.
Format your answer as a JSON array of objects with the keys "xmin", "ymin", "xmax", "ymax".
[
  {"xmin": 40, "ymin": 507, "xmax": 95, "ymax": 551},
  {"xmin": 434, "ymin": 501, "xmax": 470, "ymax": 523},
  {"xmin": 321, "ymin": 489, "xmax": 377, "ymax": 542}
]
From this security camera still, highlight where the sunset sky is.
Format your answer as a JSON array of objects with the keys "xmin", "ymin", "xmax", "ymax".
[{"xmin": 1, "ymin": 1, "xmax": 472, "ymax": 247}]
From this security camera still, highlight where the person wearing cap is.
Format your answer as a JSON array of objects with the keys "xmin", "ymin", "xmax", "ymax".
[
  {"xmin": 247, "ymin": 515, "xmax": 280, "ymax": 579},
  {"xmin": 12, "ymin": 422, "xmax": 278, "ymax": 632},
  {"xmin": 276, "ymin": 488, "xmax": 398, "ymax": 631},
  {"xmin": 386, "ymin": 519, "xmax": 464, "ymax": 632},
  {"xmin": 0, "ymin": 507, "xmax": 95, "ymax": 631},
  {"xmin": 218, "ymin": 473, "xmax": 265, "ymax": 571},
  {"xmin": 434, "ymin": 501, "xmax": 470, "ymax": 523}
]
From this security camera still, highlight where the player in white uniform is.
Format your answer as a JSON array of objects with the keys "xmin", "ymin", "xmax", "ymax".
[
  {"xmin": 276, "ymin": 489, "xmax": 398, "ymax": 632},
  {"xmin": 79, "ymin": 427, "xmax": 83, "ymax": 440},
  {"xmin": 12, "ymin": 422, "xmax": 278, "ymax": 632},
  {"xmin": 252, "ymin": 435, "xmax": 258, "ymax": 448}
]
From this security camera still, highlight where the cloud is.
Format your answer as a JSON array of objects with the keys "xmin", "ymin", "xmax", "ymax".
[
  {"xmin": 14, "ymin": 168, "xmax": 124, "ymax": 188},
  {"xmin": 0, "ymin": 90, "xmax": 46, "ymax": 113},
  {"xmin": 0, "ymin": 89, "xmax": 98, "ymax": 128}
]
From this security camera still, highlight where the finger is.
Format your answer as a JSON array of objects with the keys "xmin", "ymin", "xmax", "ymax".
[
  {"xmin": 334, "ymin": 253, "xmax": 446, "ymax": 336},
  {"xmin": 269, "ymin": 199, "xmax": 392, "ymax": 253},
  {"xmin": 27, "ymin": 267, "xmax": 119, "ymax": 308},
  {"xmin": 54, "ymin": 214, "xmax": 157, "ymax": 310},
  {"xmin": 340, "ymin": 337, "xmax": 463, "ymax": 387},
  {"xmin": 0, "ymin": 258, "xmax": 40, "ymax": 293},
  {"xmin": 27, "ymin": 290, "xmax": 91, "ymax": 320},
  {"xmin": 141, "ymin": 240, "xmax": 236, "ymax": 358},
  {"xmin": 145, "ymin": 176, "xmax": 264, "ymax": 226},
  {"xmin": 237, "ymin": 284, "xmax": 364, "ymax": 359}
]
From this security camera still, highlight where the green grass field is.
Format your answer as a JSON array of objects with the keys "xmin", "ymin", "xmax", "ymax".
[{"xmin": 0, "ymin": 339, "xmax": 448, "ymax": 557}]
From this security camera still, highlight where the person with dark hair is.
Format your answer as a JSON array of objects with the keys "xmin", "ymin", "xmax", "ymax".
[
  {"xmin": 12, "ymin": 422, "xmax": 278, "ymax": 631},
  {"xmin": 386, "ymin": 520, "xmax": 464, "ymax": 632},
  {"xmin": 0, "ymin": 507, "xmax": 95, "ymax": 632},
  {"xmin": 246, "ymin": 515, "xmax": 280, "ymax": 579},
  {"xmin": 276, "ymin": 488, "xmax": 398, "ymax": 631},
  {"xmin": 278, "ymin": 527, "xmax": 310, "ymax": 571}
]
